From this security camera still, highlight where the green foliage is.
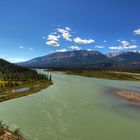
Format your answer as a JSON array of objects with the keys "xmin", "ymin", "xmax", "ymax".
[
  {"xmin": 0, "ymin": 59, "xmax": 51, "ymax": 89},
  {"xmin": 0, "ymin": 59, "xmax": 49, "ymax": 81},
  {"xmin": 66, "ymin": 69, "xmax": 140, "ymax": 81}
]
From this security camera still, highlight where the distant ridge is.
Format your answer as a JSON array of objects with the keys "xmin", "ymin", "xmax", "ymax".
[{"xmin": 18, "ymin": 50, "xmax": 140, "ymax": 71}]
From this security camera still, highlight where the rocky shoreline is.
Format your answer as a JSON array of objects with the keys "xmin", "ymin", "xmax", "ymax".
[
  {"xmin": 0, "ymin": 122, "xmax": 26, "ymax": 140},
  {"xmin": 117, "ymin": 91, "xmax": 140, "ymax": 104},
  {"xmin": 0, "ymin": 80, "xmax": 53, "ymax": 103}
]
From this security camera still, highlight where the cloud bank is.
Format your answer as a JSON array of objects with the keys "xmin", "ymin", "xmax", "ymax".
[
  {"xmin": 74, "ymin": 37, "xmax": 95, "ymax": 44},
  {"xmin": 109, "ymin": 40, "xmax": 138, "ymax": 50}
]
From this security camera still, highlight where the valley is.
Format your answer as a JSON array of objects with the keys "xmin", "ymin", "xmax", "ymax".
[
  {"xmin": 1, "ymin": 0, "xmax": 140, "ymax": 140},
  {"xmin": 0, "ymin": 56, "xmax": 140, "ymax": 140}
]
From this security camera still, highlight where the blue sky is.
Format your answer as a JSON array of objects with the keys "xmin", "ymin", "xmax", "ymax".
[{"xmin": 0, "ymin": 0, "xmax": 140, "ymax": 62}]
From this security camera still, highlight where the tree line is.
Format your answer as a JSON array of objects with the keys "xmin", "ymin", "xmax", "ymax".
[{"xmin": 0, "ymin": 59, "xmax": 52, "ymax": 88}]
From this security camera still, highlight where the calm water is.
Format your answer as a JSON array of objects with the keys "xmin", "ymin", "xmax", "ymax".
[{"xmin": 0, "ymin": 72, "xmax": 140, "ymax": 140}]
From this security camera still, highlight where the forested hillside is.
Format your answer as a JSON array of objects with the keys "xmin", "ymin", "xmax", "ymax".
[
  {"xmin": 0, "ymin": 58, "xmax": 52, "ymax": 102},
  {"xmin": 0, "ymin": 58, "xmax": 47, "ymax": 81}
]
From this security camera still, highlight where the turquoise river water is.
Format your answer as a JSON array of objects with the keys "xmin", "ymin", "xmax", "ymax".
[{"xmin": 0, "ymin": 72, "xmax": 140, "ymax": 140}]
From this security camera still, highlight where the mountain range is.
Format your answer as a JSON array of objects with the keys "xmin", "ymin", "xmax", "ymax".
[{"xmin": 18, "ymin": 50, "xmax": 140, "ymax": 71}]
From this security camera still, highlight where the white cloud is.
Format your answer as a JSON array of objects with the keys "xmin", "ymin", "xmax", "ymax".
[
  {"xmin": 71, "ymin": 46, "xmax": 81, "ymax": 50},
  {"xmin": 66, "ymin": 27, "xmax": 71, "ymax": 31},
  {"xmin": 42, "ymin": 36, "xmax": 46, "ymax": 39},
  {"xmin": 109, "ymin": 45, "xmax": 138, "ymax": 50},
  {"xmin": 46, "ymin": 40, "xmax": 60, "ymax": 47},
  {"xmin": 120, "ymin": 40, "xmax": 137, "ymax": 49},
  {"xmin": 6, "ymin": 58, "xmax": 29, "ymax": 63},
  {"xmin": 74, "ymin": 37, "xmax": 95, "ymax": 44},
  {"xmin": 29, "ymin": 48, "xmax": 33, "ymax": 51},
  {"xmin": 58, "ymin": 27, "xmax": 72, "ymax": 41},
  {"xmin": 56, "ymin": 49, "xmax": 67, "ymax": 52},
  {"xmin": 48, "ymin": 34, "xmax": 60, "ymax": 41},
  {"xmin": 109, "ymin": 40, "xmax": 138, "ymax": 50},
  {"xmin": 87, "ymin": 49, "xmax": 92, "ymax": 51},
  {"xmin": 120, "ymin": 40, "xmax": 129, "ymax": 46},
  {"xmin": 19, "ymin": 46, "xmax": 24, "ymax": 49},
  {"xmin": 123, "ymin": 45, "xmax": 138, "ymax": 49},
  {"xmin": 103, "ymin": 40, "xmax": 107, "ymax": 43},
  {"xmin": 45, "ymin": 27, "xmax": 71, "ymax": 46},
  {"xmin": 109, "ymin": 46, "xmax": 123, "ymax": 50},
  {"xmin": 95, "ymin": 45, "xmax": 104, "ymax": 49},
  {"xmin": 134, "ymin": 28, "xmax": 140, "ymax": 35},
  {"xmin": 46, "ymin": 33, "xmax": 60, "ymax": 47}
]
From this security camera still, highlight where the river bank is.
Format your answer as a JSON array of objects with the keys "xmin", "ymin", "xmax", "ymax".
[
  {"xmin": 64, "ymin": 70, "xmax": 140, "ymax": 81},
  {"xmin": 0, "ymin": 121, "xmax": 27, "ymax": 140},
  {"xmin": 0, "ymin": 80, "xmax": 52, "ymax": 103}
]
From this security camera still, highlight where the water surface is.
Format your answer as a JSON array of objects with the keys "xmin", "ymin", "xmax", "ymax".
[{"xmin": 0, "ymin": 72, "xmax": 140, "ymax": 140}]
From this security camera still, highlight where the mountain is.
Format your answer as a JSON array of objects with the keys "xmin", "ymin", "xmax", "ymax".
[
  {"xmin": 112, "ymin": 51, "xmax": 140, "ymax": 63},
  {"xmin": 18, "ymin": 50, "xmax": 140, "ymax": 71},
  {"xmin": 111, "ymin": 51, "xmax": 140, "ymax": 71},
  {"xmin": 19, "ymin": 50, "xmax": 110, "ymax": 68},
  {"xmin": 106, "ymin": 52, "xmax": 124, "ymax": 58}
]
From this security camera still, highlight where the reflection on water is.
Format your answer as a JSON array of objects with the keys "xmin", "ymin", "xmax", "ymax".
[{"xmin": 0, "ymin": 72, "xmax": 139, "ymax": 140}]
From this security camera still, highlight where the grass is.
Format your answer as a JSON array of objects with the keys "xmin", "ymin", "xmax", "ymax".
[
  {"xmin": 66, "ymin": 70, "xmax": 140, "ymax": 81},
  {"xmin": 0, "ymin": 80, "xmax": 23, "ymax": 85},
  {"xmin": 0, "ymin": 80, "xmax": 53, "ymax": 102},
  {"xmin": 0, "ymin": 81, "xmax": 7, "ymax": 84}
]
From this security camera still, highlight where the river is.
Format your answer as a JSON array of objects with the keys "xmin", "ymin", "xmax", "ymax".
[{"xmin": 0, "ymin": 72, "xmax": 140, "ymax": 140}]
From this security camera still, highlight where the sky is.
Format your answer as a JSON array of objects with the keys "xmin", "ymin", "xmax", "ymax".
[{"xmin": 0, "ymin": 0, "xmax": 140, "ymax": 62}]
